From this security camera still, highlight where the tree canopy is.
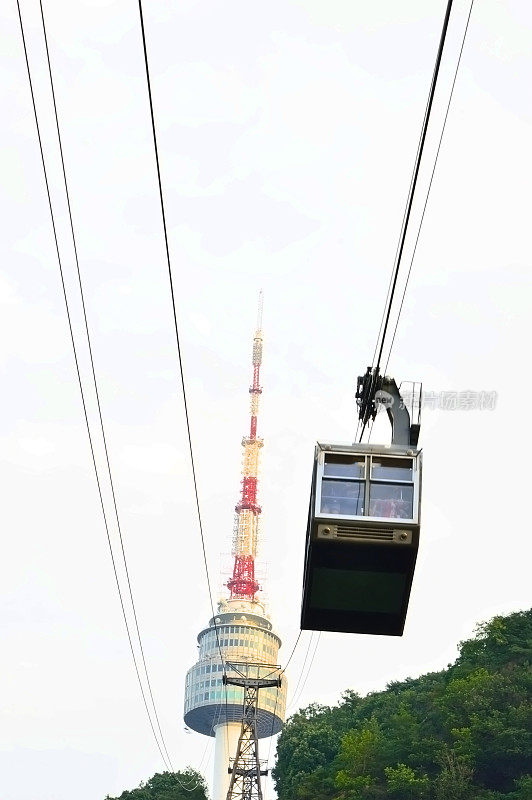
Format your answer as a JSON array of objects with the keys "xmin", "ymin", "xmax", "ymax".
[
  {"xmin": 105, "ymin": 769, "xmax": 208, "ymax": 800},
  {"xmin": 273, "ymin": 609, "xmax": 531, "ymax": 800}
]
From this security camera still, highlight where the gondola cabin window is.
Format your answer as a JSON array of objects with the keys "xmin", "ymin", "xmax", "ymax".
[
  {"xmin": 318, "ymin": 452, "xmax": 417, "ymax": 523},
  {"xmin": 321, "ymin": 454, "xmax": 365, "ymax": 515},
  {"xmin": 370, "ymin": 457, "xmax": 414, "ymax": 519}
]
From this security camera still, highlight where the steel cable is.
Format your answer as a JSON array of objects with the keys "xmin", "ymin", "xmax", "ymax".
[
  {"xmin": 366, "ymin": 1, "xmax": 475, "ymax": 445},
  {"xmin": 135, "ymin": 0, "xmax": 231, "ymax": 759},
  {"xmin": 37, "ymin": 0, "xmax": 184, "ymax": 776},
  {"xmin": 383, "ymin": 0, "xmax": 475, "ymax": 377},
  {"xmin": 16, "ymin": 0, "xmax": 174, "ymax": 774},
  {"xmin": 360, "ymin": 0, "xmax": 455, "ymax": 441}
]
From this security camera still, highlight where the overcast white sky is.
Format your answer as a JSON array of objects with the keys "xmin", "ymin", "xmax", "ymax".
[{"xmin": 1, "ymin": 1, "xmax": 531, "ymax": 798}]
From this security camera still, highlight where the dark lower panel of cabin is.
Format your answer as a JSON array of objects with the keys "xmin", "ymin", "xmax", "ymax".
[{"xmin": 301, "ymin": 539, "xmax": 418, "ymax": 636}]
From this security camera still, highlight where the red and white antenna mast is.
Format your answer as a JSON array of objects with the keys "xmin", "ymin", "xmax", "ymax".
[
  {"xmin": 227, "ymin": 291, "xmax": 264, "ymax": 600},
  {"xmin": 184, "ymin": 291, "xmax": 287, "ymax": 800}
]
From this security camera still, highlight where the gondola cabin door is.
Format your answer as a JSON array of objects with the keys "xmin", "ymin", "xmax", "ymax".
[{"xmin": 301, "ymin": 442, "xmax": 422, "ymax": 636}]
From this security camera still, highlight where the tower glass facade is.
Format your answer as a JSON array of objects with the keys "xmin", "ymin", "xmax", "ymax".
[{"xmin": 184, "ymin": 600, "xmax": 287, "ymax": 739}]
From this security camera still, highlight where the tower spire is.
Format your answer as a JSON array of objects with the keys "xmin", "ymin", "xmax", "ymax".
[
  {"xmin": 256, "ymin": 288, "xmax": 263, "ymax": 330},
  {"xmin": 227, "ymin": 293, "xmax": 264, "ymax": 601}
]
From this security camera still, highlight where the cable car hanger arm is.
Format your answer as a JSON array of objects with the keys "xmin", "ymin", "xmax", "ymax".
[{"xmin": 356, "ymin": 370, "xmax": 420, "ymax": 448}]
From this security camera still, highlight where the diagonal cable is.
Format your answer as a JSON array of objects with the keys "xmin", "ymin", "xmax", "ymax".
[
  {"xmin": 287, "ymin": 632, "xmax": 321, "ymax": 712},
  {"xmin": 135, "ymin": 0, "xmax": 231, "ymax": 757},
  {"xmin": 360, "ymin": 0, "xmax": 455, "ymax": 441},
  {"xmin": 136, "ymin": 0, "xmax": 223, "ymax": 660},
  {"xmin": 286, "ymin": 632, "xmax": 314, "ymax": 709},
  {"xmin": 374, "ymin": 0, "xmax": 454, "ymax": 372},
  {"xmin": 366, "ymin": 1, "xmax": 475, "ymax": 447},
  {"xmin": 37, "ymin": 0, "xmax": 179, "ymax": 772},
  {"xmin": 383, "ymin": 0, "xmax": 475, "ymax": 375},
  {"xmin": 16, "ymin": 0, "xmax": 172, "ymax": 771}
]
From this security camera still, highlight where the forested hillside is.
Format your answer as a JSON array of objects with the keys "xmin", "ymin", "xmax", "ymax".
[{"xmin": 273, "ymin": 609, "xmax": 531, "ymax": 800}]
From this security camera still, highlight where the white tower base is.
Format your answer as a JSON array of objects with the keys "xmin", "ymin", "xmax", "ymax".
[{"xmin": 213, "ymin": 721, "xmax": 241, "ymax": 800}]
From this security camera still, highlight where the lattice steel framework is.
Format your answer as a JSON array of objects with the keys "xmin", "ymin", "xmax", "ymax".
[
  {"xmin": 227, "ymin": 292, "xmax": 264, "ymax": 600},
  {"xmin": 224, "ymin": 664, "xmax": 281, "ymax": 800}
]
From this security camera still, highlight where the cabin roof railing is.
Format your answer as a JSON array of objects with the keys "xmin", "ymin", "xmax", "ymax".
[{"xmin": 316, "ymin": 441, "xmax": 422, "ymax": 456}]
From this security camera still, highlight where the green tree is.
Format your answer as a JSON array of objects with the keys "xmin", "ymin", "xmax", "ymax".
[
  {"xmin": 337, "ymin": 719, "xmax": 382, "ymax": 776},
  {"xmin": 384, "ymin": 763, "xmax": 429, "ymax": 799},
  {"xmin": 105, "ymin": 770, "xmax": 208, "ymax": 800},
  {"xmin": 273, "ymin": 705, "xmax": 340, "ymax": 800},
  {"xmin": 433, "ymin": 747, "xmax": 474, "ymax": 800},
  {"xmin": 508, "ymin": 774, "xmax": 532, "ymax": 799},
  {"xmin": 455, "ymin": 611, "xmax": 532, "ymax": 675},
  {"xmin": 333, "ymin": 718, "xmax": 383, "ymax": 799}
]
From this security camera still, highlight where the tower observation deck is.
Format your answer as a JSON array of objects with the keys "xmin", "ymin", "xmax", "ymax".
[
  {"xmin": 184, "ymin": 295, "xmax": 287, "ymax": 800},
  {"xmin": 184, "ymin": 598, "xmax": 286, "ymax": 738}
]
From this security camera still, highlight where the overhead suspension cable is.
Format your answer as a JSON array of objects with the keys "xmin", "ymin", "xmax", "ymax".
[
  {"xmin": 15, "ymin": 0, "xmax": 174, "ymax": 775},
  {"xmin": 286, "ymin": 632, "xmax": 315, "ymax": 710},
  {"xmin": 135, "ymin": 0, "xmax": 231, "ymax": 759},
  {"xmin": 360, "ymin": 0, "xmax": 455, "ymax": 441},
  {"xmin": 136, "ymin": 0, "xmax": 220, "ymax": 647},
  {"xmin": 374, "ymin": 0, "xmax": 454, "ymax": 371},
  {"xmin": 289, "ymin": 632, "xmax": 321, "ymax": 712},
  {"xmin": 260, "ymin": 627, "xmax": 303, "ymax": 682},
  {"xmin": 383, "ymin": 0, "xmax": 475, "ymax": 376},
  {"xmin": 365, "ymin": 0, "xmax": 474, "ymax": 447},
  {"xmin": 35, "ymin": 0, "xmax": 186, "ymax": 779},
  {"xmin": 281, "ymin": 630, "xmax": 303, "ymax": 675}
]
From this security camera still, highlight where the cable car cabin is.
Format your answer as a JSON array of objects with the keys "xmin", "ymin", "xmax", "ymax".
[{"xmin": 301, "ymin": 442, "xmax": 422, "ymax": 636}]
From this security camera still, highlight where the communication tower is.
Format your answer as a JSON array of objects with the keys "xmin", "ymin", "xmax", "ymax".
[{"xmin": 184, "ymin": 294, "xmax": 287, "ymax": 800}]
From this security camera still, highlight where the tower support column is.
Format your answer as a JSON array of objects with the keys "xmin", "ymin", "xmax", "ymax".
[{"xmin": 213, "ymin": 722, "xmax": 241, "ymax": 800}]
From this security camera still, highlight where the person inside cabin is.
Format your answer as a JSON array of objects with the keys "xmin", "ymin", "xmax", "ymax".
[{"xmin": 370, "ymin": 485, "xmax": 410, "ymax": 518}]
